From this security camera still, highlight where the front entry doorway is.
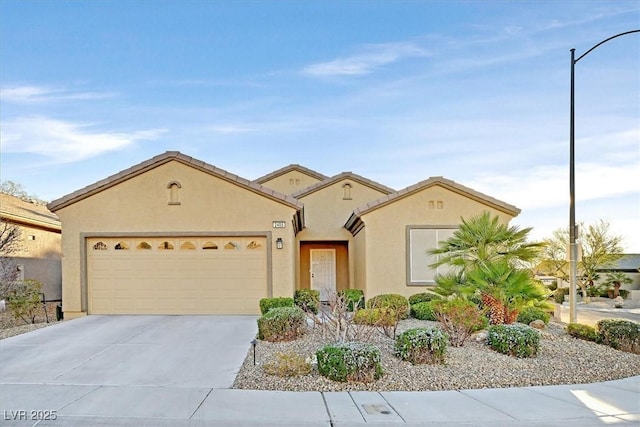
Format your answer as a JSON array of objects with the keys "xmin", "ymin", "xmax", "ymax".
[{"xmin": 310, "ymin": 249, "xmax": 336, "ymax": 301}]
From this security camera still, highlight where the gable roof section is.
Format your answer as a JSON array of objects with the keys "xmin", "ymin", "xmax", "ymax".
[
  {"xmin": 47, "ymin": 151, "xmax": 305, "ymax": 215},
  {"xmin": 253, "ymin": 164, "xmax": 328, "ymax": 185},
  {"xmin": 345, "ymin": 176, "xmax": 520, "ymax": 235},
  {"xmin": 0, "ymin": 193, "xmax": 61, "ymax": 232},
  {"xmin": 596, "ymin": 254, "xmax": 640, "ymax": 273},
  {"xmin": 291, "ymin": 171, "xmax": 395, "ymax": 199}
]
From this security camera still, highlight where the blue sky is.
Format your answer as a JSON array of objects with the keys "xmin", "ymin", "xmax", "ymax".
[{"xmin": 1, "ymin": 1, "xmax": 639, "ymax": 250}]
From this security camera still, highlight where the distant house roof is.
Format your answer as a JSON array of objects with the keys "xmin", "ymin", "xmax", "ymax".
[
  {"xmin": 292, "ymin": 171, "xmax": 395, "ymax": 199},
  {"xmin": 597, "ymin": 254, "xmax": 640, "ymax": 273},
  {"xmin": 47, "ymin": 151, "xmax": 304, "ymax": 214},
  {"xmin": 345, "ymin": 176, "xmax": 520, "ymax": 235},
  {"xmin": 253, "ymin": 164, "xmax": 328, "ymax": 184},
  {"xmin": 0, "ymin": 193, "xmax": 61, "ymax": 232}
]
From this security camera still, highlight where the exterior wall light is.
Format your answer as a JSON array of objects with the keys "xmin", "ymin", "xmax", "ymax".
[{"xmin": 276, "ymin": 238, "xmax": 283, "ymax": 250}]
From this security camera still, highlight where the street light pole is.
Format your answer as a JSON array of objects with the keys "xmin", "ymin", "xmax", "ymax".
[{"xmin": 568, "ymin": 30, "xmax": 639, "ymax": 324}]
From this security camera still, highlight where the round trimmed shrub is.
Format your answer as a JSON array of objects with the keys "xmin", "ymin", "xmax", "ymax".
[
  {"xmin": 410, "ymin": 301, "xmax": 440, "ymax": 321},
  {"xmin": 339, "ymin": 289, "xmax": 365, "ymax": 311},
  {"xmin": 487, "ymin": 323, "xmax": 540, "ymax": 358},
  {"xmin": 257, "ymin": 306, "xmax": 306, "ymax": 342},
  {"xmin": 259, "ymin": 297, "xmax": 295, "ymax": 315},
  {"xmin": 316, "ymin": 341, "xmax": 383, "ymax": 383},
  {"xmin": 394, "ymin": 327, "xmax": 448, "ymax": 364},
  {"xmin": 408, "ymin": 292, "xmax": 442, "ymax": 306},
  {"xmin": 596, "ymin": 319, "xmax": 640, "ymax": 354},
  {"xmin": 366, "ymin": 294, "xmax": 409, "ymax": 319},
  {"xmin": 566, "ymin": 323, "xmax": 598, "ymax": 342},
  {"xmin": 352, "ymin": 308, "xmax": 396, "ymax": 327},
  {"xmin": 294, "ymin": 289, "xmax": 320, "ymax": 314},
  {"xmin": 517, "ymin": 306, "xmax": 551, "ymax": 325}
]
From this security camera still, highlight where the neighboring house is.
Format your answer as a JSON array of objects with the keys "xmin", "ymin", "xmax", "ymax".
[
  {"xmin": 47, "ymin": 151, "xmax": 520, "ymax": 318},
  {"xmin": 596, "ymin": 254, "xmax": 640, "ymax": 291},
  {"xmin": 0, "ymin": 193, "xmax": 62, "ymax": 300}
]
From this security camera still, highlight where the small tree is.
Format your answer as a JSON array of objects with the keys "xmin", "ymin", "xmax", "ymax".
[
  {"xmin": 7, "ymin": 280, "xmax": 43, "ymax": 324},
  {"xmin": 602, "ymin": 272, "xmax": 632, "ymax": 299}
]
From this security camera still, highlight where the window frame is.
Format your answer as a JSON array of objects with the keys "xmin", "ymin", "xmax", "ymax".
[{"xmin": 405, "ymin": 225, "xmax": 458, "ymax": 286}]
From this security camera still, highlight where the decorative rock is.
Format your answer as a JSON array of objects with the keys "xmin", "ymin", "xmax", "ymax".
[
  {"xmin": 473, "ymin": 331, "xmax": 488, "ymax": 343},
  {"xmin": 614, "ymin": 296, "xmax": 624, "ymax": 308},
  {"xmin": 529, "ymin": 319, "xmax": 546, "ymax": 330}
]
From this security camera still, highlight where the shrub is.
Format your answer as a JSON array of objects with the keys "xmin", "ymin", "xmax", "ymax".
[
  {"xmin": 517, "ymin": 306, "xmax": 551, "ymax": 325},
  {"xmin": 554, "ymin": 287, "xmax": 570, "ymax": 304},
  {"xmin": 262, "ymin": 352, "xmax": 312, "ymax": 377},
  {"xmin": 352, "ymin": 308, "xmax": 396, "ymax": 327},
  {"xmin": 339, "ymin": 289, "xmax": 365, "ymax": 311},
  {"xmin": 566, "ymin": 323, "xmax": 598, "ymax": 342},
  {"xmin": 408, "ymin": 292, "xmax": 442, "ymax": 305},
  {"xmin": 394, "ymin": 327, "xmax": 448, "ymax": 364},
  {"xmin": 596, "ymin": 319, "xmax": 640, "ymax": 354},
  {"xmin": 259, "ymin": 297, "xmax": 295, "ymax": 315},
  {"xmin": 366, "ymin": 294, "xmax": 409, "ymax": 319},
  {"xmin": 487, "ymin": 323, "xmax": 540, "ymax": 358},
  {"xmin": 257, "ymin": 306, "xmax": 306, "ymax": 342},
  {"xmin": 316, "ymin": 342, "xmax": 383, "ymax": 383},
  {"xmin": 294, "ymin": 289, "xmax": 320, "ymax": 314},
  {"xmin": 7, "ymin": 280, "xmax": 43, "ymax": 325},
  {"xmin": 410, "ymin": 301, "xmax": 439, "ymax": 321},
  {"xmin": 435, "ymin": 298, "xmax": 488, "ymax": 347},
  {"xmin": 619, "ymin": 289, "xmax": 629, "ymax": 299}
]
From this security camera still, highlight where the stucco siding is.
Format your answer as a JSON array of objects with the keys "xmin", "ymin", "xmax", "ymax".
[{"xmin": 259, "ymin": 171, "xmax": 323, "ymax": 195}]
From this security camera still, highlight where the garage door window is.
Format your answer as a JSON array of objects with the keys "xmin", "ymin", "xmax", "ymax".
[
  {"xmin": 115, "ymin": 242, "xmax": 129, "ymax": 250},
  {"xmin": 137, "ymin": 241, "xmax": 152, "ymax": 250},
  {"xmin": 158, "ymin": 241, "xmax": 174, "ymax": 250},
  {"xmin": 180, "ymin": 241, "xmax": 196, "ymax": 250},
  {"xmin": 93, "ymin": 242, "xmax": 107, "ymax": 250},
  {"xmin": 203, "ymin": 242, "xmax": 218, "ymax": 250}
]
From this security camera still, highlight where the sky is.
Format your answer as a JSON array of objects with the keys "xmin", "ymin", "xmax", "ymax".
[{"xmin": 1, "ymin": 1, "xmax": 639, "ymax": 251}]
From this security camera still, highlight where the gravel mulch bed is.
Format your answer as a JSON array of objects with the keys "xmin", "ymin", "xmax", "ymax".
[
  {"xmin": 0, "ymin": 302, "xmax": 60, "ymax": 340},
  {"xmin": 233, "ymin": 318, "xmax": 640, "ymax": 392}
]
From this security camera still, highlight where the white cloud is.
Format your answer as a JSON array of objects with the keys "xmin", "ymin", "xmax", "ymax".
[
  {"xmin": 302, "ymin": 42, "xmax": 427, "ymax": 77},
  {"xmin": 1, "ymin": 116, "xmax": 165, "ymax": 162},
  {"xmin": 0, "ymin": 84, "xmax": 115, "ymax": 104}
]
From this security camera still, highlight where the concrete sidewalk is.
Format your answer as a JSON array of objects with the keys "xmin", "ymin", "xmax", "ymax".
[{"xmin": 1, "ymin": 315, "xmax": 638, "ymax": 426}]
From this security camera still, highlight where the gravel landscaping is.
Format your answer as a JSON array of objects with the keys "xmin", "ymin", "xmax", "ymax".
[
  {"xmin": 0, "ymin": 302, "xmax": 60, "ymax": 340},
  {"xmin": 232, "ymin": 317, "xmax": 640, "ymax": 392}
]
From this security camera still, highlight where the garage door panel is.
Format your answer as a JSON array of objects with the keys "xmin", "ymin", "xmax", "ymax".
[{"xmin": 87, "ymin": 236, "xmax": 268, "ymax": 315}]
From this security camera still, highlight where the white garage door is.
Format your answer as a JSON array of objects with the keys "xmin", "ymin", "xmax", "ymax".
[{"xmin": 87, "ymin": 237, "xmax": 267, "ymax": 315}]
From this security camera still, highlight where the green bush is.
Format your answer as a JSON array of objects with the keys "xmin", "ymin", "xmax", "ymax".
[
  {"xmin": 316, "ymin": 342, "xmax": 383, "ymax": 382},
  {"xmin": 259, "ymin": 297, "xmax": 295, "ymax": 314},
  {"xmin": 408, "ymin": 292, "xmax": 442, "ymax": 305},
  {"xmin": 294, "ymin": 289, "xmax": 320, "ymax": 314},
  {"xmin": 352, "ymin": 308, "xmax": 396, "ymax": 327},
  {"xmin": 7, "ymin": 280, "xmax": 43, "ymax": 325},
  {"xmin": 566, "ymin": 323, "xmax": 598, "ymax": 342},
  {"xmin": 487, "ymin": 323, "xmax": 540, "ymax": 358},
  {"xmin": 410, "ymin": 301, "xmax": 439, "ymax": 321},
  {"xmin": 435, "ymin": 298, "xmax": 488, "ymax": 346},
  {"xmin": 619, "ymin": 289, "xmax": 629, "ymax": 299},
  {"xmin": 339, "ymin": 289, "xmax": 365, "ymax": 311},
  {"xmin": 596, "ymin": 319, "xmax": 640, "ymax": 354},
  {"xmin": 517, "ymin": 306, "xmax": 551, "ymax": 325},
  {"xmin": 366, "ymin": 294, "xmax": 409, "ymax": 319},
  {"xmin": 394, "ymin": 327, "xmax": 448, "ymax": 364},
  {"xmin": 553, "ymin": 287, "xmax": 570, "ymax": 304},
  {"xmin": 257, "ymin": 306, "xmax": 306, "ymax": 342}
]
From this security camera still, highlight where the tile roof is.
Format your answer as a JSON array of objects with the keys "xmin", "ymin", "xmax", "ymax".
[
  {"xmin": 47, "ymin": 151, "xmax": 304, "ymax": 212},
  {"xmin": 291, "ymin": 171, "xmax": 395, "ymax": 199},
  {"xmin": 0, "ymin": 193, "xmax": 61, "ymax": 231},
  {"xmin": 253, "ymin": 164, "xmax": 328, "ymax": 184}
]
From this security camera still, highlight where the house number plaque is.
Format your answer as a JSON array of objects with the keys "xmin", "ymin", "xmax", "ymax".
[{"xmin": 272, "ymin": 221, "xmax": 286, "ymax": 228}]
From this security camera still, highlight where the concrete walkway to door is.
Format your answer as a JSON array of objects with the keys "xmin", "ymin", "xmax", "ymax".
[{"xmin": 1, "ymin": 315, "xmax": 638, "ymax": 426}]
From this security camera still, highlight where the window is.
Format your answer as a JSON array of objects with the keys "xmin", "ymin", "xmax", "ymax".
[
  {"xmin": 407, "ymin": 227, "xmax": 456, "ymax": 285},
  {"xmin": 180, "ymin": 241, "xmax": 195, "ymax": 250},
  {"xmin": 93, "ymin": 242, "xmax": 108, "ymax": 250},
  {"xmin": 115, "ymin": 242, "xmax": 129, "ymax": 250},
  {"xmin": 342, "ymin": 183, "xmax": 352, "ymax": 200},
  {"xmin": 158, "ymin": 241, "xmax": 174, "ymax": 250},
  {"xmin": 137, "ymin": 241, "xmax": 152, "ymax": 250},
  {"xmin": 203, "ymin": 242, "xmax": 218, "ymax": 250}
]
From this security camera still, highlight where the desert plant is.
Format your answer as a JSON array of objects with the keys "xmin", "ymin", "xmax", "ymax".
[
  {"xmin": 554, "ymin": 287, "xmax": 570, "ymax": 304},
  {"xmin": 259, "ymin": 297, "xmax": 295, "ymax": 315},
  {"xmin": 434, "ymin": 298, "xmax": 487, "ymax": 347},
  {"xmin": 566, "ymin": 323, "xmax": 598, "ymax": 342},
  {"xmin": 517, "ymin": 306, "xmax": 551, "ymax": 325},
  {"xmin": 596, "ymin": 319, "xmax": 640, "ymax": 354},
  {"xmin": 487, "ymin": 323, "xmax": 540, "ymax": 358},
  {"xmin": 317, "ymin": 290, "xmax": 374, "ymax": 343},
  {"xmin": 262, "ymin": 352, "xmax": 312, "ymax": 377},
  {"xmin": 294, "ymin": 289, "xmax": 320, "ymax": 314},
  {"xmin": 601, "ymin": 272, "xmax": 633, "ymax": 299},
  {"xmin": 410, "ymin": 301, "xmax": 439, "ymax": 321},
  {"xmin": 339, "ymin": 289, "xmax": 365, "ymax": 311},
  {"xmin": 366, "ymin": 294, "xmax": 409, "ymax": 319},
  {"xmin": 257, "ymin": 306, "xmax": 306, "ymax": 342},
  {"xmin": 408, "ymin": 292, "xmax": 442, "ymax": 305},
  {"xmin": 394, "ymin": 327, "xmax": 448, "ymax": 364},
  {"xmin": 316, "ymin": 341, "xmax": 383, "ymax": 383},
  {"xmin": 7, "ymin": 279, "xmax": 43, "ymax": 324}
]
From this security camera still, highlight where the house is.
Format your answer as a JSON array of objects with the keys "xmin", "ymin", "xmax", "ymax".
[
  {"xmin": 47, "ymin": 151, "xmax": 520, "ymax": 318},
  {"xmin": 0, "ymin": 193, "xmax": 62, "ymax": 300},
  {"xmin": 596, "ymin": 254, "xmax": 640, "ymax": 291}
]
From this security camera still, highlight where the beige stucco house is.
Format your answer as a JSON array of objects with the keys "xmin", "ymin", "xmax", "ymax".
[
  {"xmin": 48, "ymin": 151, "xmax": 520, "ymax": 318},
  {"xmin": 1, "ymin": 193, "xmax": 62, "ymax": 300}
]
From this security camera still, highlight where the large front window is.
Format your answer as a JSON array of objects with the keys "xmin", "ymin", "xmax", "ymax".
[{"xmin": 407, "ymin": 226, "xmax": 456, "ymax": 285}]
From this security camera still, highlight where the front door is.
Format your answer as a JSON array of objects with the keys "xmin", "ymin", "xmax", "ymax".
[{"xmin": 310, "ymin": 249, "xmax": 336, "ymax": 301}]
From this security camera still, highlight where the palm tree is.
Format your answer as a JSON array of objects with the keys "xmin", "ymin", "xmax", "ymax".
[
  {"xmin": 429, "ymin": 211, "xmax": 544, "ymax": 274},
  {"xmin": 602, "ymin": 271, "xmax": 632, "ymax": 299}
]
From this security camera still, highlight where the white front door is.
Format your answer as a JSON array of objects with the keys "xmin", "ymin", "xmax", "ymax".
[{"xmin": 310, "ymin": 249, "xmax": 336, "ymax": 301}]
